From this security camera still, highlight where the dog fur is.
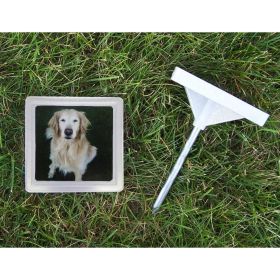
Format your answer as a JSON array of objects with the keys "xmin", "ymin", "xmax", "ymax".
[{"xmin": 46, "ymin": 109, "xmax": 97, "ymax": 181}]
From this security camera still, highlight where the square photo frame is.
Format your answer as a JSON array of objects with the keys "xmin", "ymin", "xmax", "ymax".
[{"xmin": 25, "ymin": 96, "xmax": 123, "ymax": 193}]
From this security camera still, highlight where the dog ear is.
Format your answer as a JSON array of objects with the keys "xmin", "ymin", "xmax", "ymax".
[
  {"xmin": 79, "ymin": 111, "xmax": 90, "ymax": 134},
  {"xmin": 48, "ymin": 111, "xmax": 60, "ymax": 136}
]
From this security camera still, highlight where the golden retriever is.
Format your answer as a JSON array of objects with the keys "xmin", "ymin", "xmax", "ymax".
[{"xmin": 46, "ymin": 109, "xmax": 97, "ymax": 181}]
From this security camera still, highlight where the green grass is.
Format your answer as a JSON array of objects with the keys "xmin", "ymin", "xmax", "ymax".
[{"xmin": 0, "ymin": 33, "xmax": 279, "ymax": 247}]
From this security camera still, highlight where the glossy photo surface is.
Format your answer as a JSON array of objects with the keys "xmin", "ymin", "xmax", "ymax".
[{"xmin": 35, "ymin": 106, "xmax": 113, "ymax": 181}]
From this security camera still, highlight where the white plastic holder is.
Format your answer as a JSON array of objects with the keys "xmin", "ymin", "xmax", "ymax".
[{"xmin": 153, "ymin": 67, "xmax": 269, "ymax": 213}]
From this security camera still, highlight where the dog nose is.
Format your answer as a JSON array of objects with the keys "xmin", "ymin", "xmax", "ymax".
[{"xmin": 65, "ymin": 128, "xmax": 73, "ymax": 136}]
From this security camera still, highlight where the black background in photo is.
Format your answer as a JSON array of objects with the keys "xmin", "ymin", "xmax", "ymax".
[{"xmin": 35, "ymin": 106, "xmax": 113, "ymax": 181}]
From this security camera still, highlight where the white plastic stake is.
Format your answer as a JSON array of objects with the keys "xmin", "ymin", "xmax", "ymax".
[{"xmin": 153, "ymin": 67, "xmax": 269, "ymax": 213}]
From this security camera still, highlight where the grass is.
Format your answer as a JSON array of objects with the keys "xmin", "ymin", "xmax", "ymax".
[{"xmin": 0, "ymin": 33, "xmax": 279, "ymax": 247}]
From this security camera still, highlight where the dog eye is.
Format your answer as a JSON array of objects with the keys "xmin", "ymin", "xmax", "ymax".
[
  {"xmin": 73, "ymin": 119, "xmax": 78, "ymax": 122},
  {"xmin": 60, "ymin": 119, "xmax": 65, "ymax": 122}
]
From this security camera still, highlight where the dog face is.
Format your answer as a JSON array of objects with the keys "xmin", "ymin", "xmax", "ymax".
[{"xmin": 48, "ymin": 109, "xmax": 90, "ymax": 140}]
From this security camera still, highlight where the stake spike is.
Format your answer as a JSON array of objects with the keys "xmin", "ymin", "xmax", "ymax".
[{"xmin": 152, "ymin": 67, "xmax": 270, "ymax": 213}]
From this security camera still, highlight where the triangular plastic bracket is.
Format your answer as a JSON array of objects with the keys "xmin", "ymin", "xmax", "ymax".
[
  {"xmin": 186, "ymin": 88, "xmax": 244, "ymax": 129},
  {"xmin": 172, "ymin": 67, "xmax": 269, "ymax": 128}
]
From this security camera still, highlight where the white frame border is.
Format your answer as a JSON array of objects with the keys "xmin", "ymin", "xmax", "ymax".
[{"xmin": 25, "ymin": 96, "xmax": 123, "ymax": 193}]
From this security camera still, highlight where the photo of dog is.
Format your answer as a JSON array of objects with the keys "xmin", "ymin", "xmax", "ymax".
[{"xmin": 46, "ymin": 109, "xmax": 97, "ymax": 181}]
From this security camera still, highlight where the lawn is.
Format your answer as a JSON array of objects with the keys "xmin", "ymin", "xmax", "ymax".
[{"xmin": 0, "ymin": 33, "xmax": 279, "ymax": 247}]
